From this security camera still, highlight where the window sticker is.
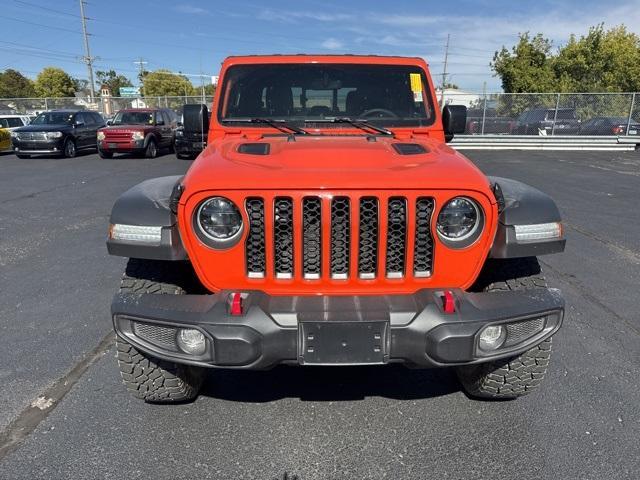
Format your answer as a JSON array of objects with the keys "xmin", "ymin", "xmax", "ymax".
[{"xmin": 409, "ymin": 73, "xmax": 423, "ymax": 102}]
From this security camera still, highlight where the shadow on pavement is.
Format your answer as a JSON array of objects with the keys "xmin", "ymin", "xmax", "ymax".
[{"xmin": 200, "ymin": 364, "xmax": 460, "ymax": 402}]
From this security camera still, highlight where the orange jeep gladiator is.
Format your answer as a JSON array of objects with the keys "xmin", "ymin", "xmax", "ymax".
[{"xmin": 107, "ymin": 55, "xmax": 565, "ymax": 402}]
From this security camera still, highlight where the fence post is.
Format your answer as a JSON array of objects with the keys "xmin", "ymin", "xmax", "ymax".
[
  {"xmin": 480, "ymin": 95, "xmax": 488, "ymax": 135},
  {"xmin": 551, "ymin": 93, "xmax": 561, "ymax": 136},
  {"xmin": 44, "ymin": 97, "xmax": 49, "ymax": 111},
  {"xmin": 626, "ymin": 93, "xmax": 636, "ymax": 136}
]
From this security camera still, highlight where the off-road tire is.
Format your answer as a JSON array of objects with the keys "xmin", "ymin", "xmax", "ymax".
[
  {"xmin": 456, "ymin": 257, "xmax": 554, "ymax": 399},
  {"xmin": 144, "ymin": 138, "xmax": 158, "ymax": 158},
  {"xmin": 115, "ymin": 258, "xmax": 205, "ymax": 403},
  {"xmin": 98, "ymin": 149, "xmax": 113, "ymax": 159}
]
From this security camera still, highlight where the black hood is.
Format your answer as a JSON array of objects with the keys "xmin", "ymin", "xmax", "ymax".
[{"xmin": 15, "ymin": 124, "xmax": 74, "ymax": 133}]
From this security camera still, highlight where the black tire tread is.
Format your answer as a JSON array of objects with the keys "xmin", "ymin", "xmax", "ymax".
[
  {"xmin": 116, "ymin": 258, "xmax": 205, "ymax": 403},
  {"xmin": 457, "ymin": 257, "xmax": 554, "ymax": 399}
]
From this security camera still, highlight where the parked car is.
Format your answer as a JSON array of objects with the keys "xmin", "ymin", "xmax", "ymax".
[
  {"xmin": 577, "ymin": 116, "xmax": 640, "ymax": 136},
  {"xmin": 97, "ymin": 108, "xmax": 178, "ymax": 158},
  {"xmin": 513, "ymin": 108, "xmax": 581, "ymax": 135},
  {"xmin": 107, "ymin": 54, "xmax": 566, "ymax": 403},
  {"xmin": 10, "ymin": 110, "xmax": 105, "ymax": 158},
  {"xmin": 174, "ymin": 106, "xmax": 210, "ymax": 159},
  {"xmin": 465, "ymin": 108, "xmax": 515, "ymax": 134},
  {"xmin": 0, "ymin": 127, "xmax": 10, "ymax": 152},
  {"xmin": 0, "ymin": 114, "xmax": 32, "ymax": 130}
]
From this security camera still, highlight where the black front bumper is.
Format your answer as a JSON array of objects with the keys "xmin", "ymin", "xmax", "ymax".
[
  {"xmin": 12, "ymin": 138, "xmax": 65, "ymax": 154},
  {"xmin": 112, "ymin": 288, "xmax": 564, "ymax": 369}
]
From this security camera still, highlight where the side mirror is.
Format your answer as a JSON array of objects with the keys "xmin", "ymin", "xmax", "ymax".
[
  {"xmin": 106, "ymin": 120, "xmax": 112, "ymax": 126},
  {"xmin": 183, "ymin": 104, "xmax": 210, "ymax": 134},
  {"xmin": 74, "ymin": 121, "xmax": 85, "ymax": 128},
  {"xmin": 442, "ymin": 104, "xmax": 467, "ymax": 141},
  {"xmin": 177, "ymin": 121, "xmax": 183, "ymax": 127},
  {"xmin": 156, "ymin": 120, "xmax": 165, "ymax": 126}
]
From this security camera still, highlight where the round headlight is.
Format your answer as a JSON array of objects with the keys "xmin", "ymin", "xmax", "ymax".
[
  {"xmin": 437, "ymin": 197, "xmax": 482, "ymax": 244},
  {"xmin": 196, "ymin": 197, "xmax": 243, "ymax": 242}
]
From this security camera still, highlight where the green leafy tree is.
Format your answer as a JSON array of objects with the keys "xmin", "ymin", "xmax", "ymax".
[
  {"xmin": 553, "ymin": 25, "xmax": 640, "ymax": 92},
  {"xmin": 142, "ymin": 70, "xmax": 195, "ymax": 97},
  {"xmin": 0, "ymin": 69, "xmax": 35, "ymax": 98},
  {"xmin": 492, "ymin": 33, "xmax": 556, "ymax": 93},
  {"xmin": 34, "ymin": 67, "xmax": 76, "ymax": 97},
  {"xmin": 96, "ymin": 69, "xmax": 133, "ymax": 96}
]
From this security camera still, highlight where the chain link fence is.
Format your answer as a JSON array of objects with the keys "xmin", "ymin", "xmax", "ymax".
[
  {"xmin": 442, "ymin": 92, "xmax": 639, "ymax": 136},
  {"xmin": 1, "ymin": 92, "xmax": 639, "ymax": 137},
  {"xmin": 0, "ymin": 95, "xmax": 214, "ymax": 119}
]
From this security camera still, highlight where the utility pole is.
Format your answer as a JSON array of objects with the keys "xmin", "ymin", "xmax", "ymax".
[
  {"xmin": 134, "ymin": 58, "xmax": 148, "ymax": 97},
  {"xmin": 440, "ymin": 33, "xmax": 450, "ymax": 106},
  {"xmin": 78, "ymin": 0, "xmax": 96, "ymax": 103}
]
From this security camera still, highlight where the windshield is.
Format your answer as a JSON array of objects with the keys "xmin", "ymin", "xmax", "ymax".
[
  {"xmin": 32, "ymin": 112, "xmax": 74, "ymax": 125},
  {"xmin": 112, "ymin": 111, "xmax": 155, "ymax": 125},
  {"xmin": 219, "ymin": 63, "xmax": 435, "ymax": 128},
  {"xmin": 0, "ymin": 117, "xmax": 23, "ymax": 128}
]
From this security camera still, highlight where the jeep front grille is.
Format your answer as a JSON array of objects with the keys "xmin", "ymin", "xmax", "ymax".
[{"xmin": 245, "ymin": 195, "xmax": 435, "ymax": 281}]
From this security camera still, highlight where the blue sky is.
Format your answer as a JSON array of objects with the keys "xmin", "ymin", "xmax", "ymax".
[{"xmin": 2, "ymin": 0, "xmax": 639, "ymax": 92}]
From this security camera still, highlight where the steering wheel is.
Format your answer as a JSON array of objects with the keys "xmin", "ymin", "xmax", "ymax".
[{"xmin": 359, "ymin": 108, "xmax": 399, "ymax": 119}]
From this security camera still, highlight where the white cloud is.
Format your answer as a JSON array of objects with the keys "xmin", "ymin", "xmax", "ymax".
[
  {"xmin": 321, "ymin": 38, "xmax": 344, "ymax": 50},
  {"xmin": 258, "ymin": 10, "xmax": 353, "ymax": 23},
  {"xmin": 174, "ymin": 4, "xmax": 209, "ymax": 15}
]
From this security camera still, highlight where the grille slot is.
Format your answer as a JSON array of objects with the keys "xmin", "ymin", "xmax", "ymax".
[
  {"xmin": 386, "ymin": 197, "xmax": 407, "ymax": 277},
  {"xmin": 358, "ymin": 197, "xmax": 379, "ymax": 278},
  {"xmin": 132, "ymin": 322, "xmax": 178, "ymax": 351},
  {"xmin": 245, "ymin": 198, "xmax": 266, "ymax": 277},
  {"xmin": 330, "ymin": 197, "xmax": 351, "ymax": 279},
  {"xmin": 302, "ymin": 197, "xmax": 322, "ymax": 279},
  {"xmin": 274, "ymin": 197, "xmax": 294, "ymax": 278},
  {"xmin": 414, "ymin": 197, "xmax": 435, "ymax": 277}
]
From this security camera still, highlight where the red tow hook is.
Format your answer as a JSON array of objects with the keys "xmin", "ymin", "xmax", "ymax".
[
  {"xmin": 442, "ymin": 290, "xmax": 456, "ymax": 314},
  {"xmin": 229, "ymin": 292, "xmax": 244, "ymax": 316}
]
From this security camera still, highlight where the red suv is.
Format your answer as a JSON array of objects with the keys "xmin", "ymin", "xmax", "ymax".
[{"xmin": 97, "ymin": 108, "xmax": 178, "ymax": 158}]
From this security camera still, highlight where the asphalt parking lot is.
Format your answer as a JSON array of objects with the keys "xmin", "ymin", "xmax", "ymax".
[{"xmin": 0, "ymin": 148, "xmax": 638, "ymax": 479}]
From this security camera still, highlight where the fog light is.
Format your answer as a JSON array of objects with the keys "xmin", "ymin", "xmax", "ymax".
[
  {"xmin": 478, "ymin": 325, "xmax": 506, "ymax": 351},
  {"xmin": 177, "ymin": 328, "xmax": 206, "ymax": 355}
]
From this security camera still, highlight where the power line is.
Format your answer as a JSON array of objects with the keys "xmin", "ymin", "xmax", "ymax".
[{"xmin": 13, "ymin": 0, "xmax": 80, "ymax": 18}]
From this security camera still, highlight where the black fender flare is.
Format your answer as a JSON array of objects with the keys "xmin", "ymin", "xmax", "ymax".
[
  {"xmin": 107, "ymin": 176, "xmax": 187, "ymax": 260},
  {"xmin": 488, "ymin": 176, "xmax": 566, "ymax": 258}
]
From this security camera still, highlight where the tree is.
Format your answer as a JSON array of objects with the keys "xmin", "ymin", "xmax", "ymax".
[
  {"xmin": 0, "ymin": 69, "xmax": 35, "ymax": 98},
  {"xmin": 34, "ymin": 67, "xmax": 76, "ymax": 97},
  {"xmin": 492, "ymin": 25, "xmax": 640, "ymax": 94},
  {"xmin": 553, "ymin": 25, "xmax": 640, "ymax": 92},
  {"xmin": 142, "ymin": 70, "xmax": 195, "ymax": 97},
  {"xmin": 492, "ymin": 33, "xmax": 556, "ymax": 93},
  {"xmin": 96, "ymin": 69, "xmax": 133, "ymax": 96}
]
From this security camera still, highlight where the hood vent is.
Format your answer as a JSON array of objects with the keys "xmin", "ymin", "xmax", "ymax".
[
  {"xmin": 392, "ymin": 143, "xmax": 428, "ymax": 155},
  {"xmin": 238, "ymin": 143, "xmax": 270, "ymax": 155}
]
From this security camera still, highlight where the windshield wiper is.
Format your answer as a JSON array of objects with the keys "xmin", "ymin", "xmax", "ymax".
[
  {"xmin": 222, "ymin": 118, "xmax": 308, "ymax": 135},
  {"xmin": 304, "ymin": 117, "xmax": 394, "ymax": 136}
]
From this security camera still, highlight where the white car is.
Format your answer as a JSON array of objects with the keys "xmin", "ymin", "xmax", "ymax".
[{"xmin": 0, "ymin": 114, "xmax": 32, "ymax": 130}]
